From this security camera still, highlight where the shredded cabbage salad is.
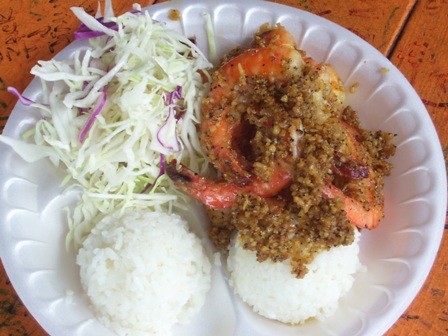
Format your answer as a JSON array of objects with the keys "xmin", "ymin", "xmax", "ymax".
[{"xmin": 0, "ymin": 3, "xmax": 213, "ymax": 249}]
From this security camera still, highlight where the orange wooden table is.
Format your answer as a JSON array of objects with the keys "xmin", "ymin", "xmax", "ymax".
[{"xmin": 1, "ymin": 0, "xmax": 446, "ymax": 335}]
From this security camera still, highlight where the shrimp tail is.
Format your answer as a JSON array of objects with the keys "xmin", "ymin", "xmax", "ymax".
[
  {"xmin": 322, "ymin": 182, "xmax": 383, "ymax": 230},
  {"xmin": 166, "ymin": 160, "xmax": 238, "ymax": 209},
  {"xmin": 166, "ymin": 159, "xmax": 293, "ymax": 209}
]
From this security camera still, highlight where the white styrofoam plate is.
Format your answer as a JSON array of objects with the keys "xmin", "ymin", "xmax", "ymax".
[{"xmin": 0, "ymin": 1, "xmax": 446, "ymax": 335}]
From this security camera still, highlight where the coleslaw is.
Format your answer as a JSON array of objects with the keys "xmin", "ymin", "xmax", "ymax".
[{"xmin": 0, "ymin": 3, "xmax": 212, "ymax": 249}]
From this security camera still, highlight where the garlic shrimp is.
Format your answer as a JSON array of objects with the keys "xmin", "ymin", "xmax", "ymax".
[
  {"xmin": 200, "ymin": 25, "xmax": 304, "ymax": 186},
  {"xmin": 165, "ymin": 23, "xmax": 396, "ymax": 278}
]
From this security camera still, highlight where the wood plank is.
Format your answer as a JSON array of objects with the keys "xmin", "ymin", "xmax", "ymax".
[
  {"xmin": 385, "ymin": 0, "xmax": 448, "ymax": 334},
  {"xmin": 388, "ymin": 0, "xmax": 448, "ymax": 146},
  {"xmin": 270, "ymin": 0, "xmax": 416, "ymax": 55},
  {"xmin": 0, "ymin": 1, "xmax": 446, "ymax": 336},
  {"xmin": 0, "ymin": 259, "xmax": 47, "ymax": 336}
]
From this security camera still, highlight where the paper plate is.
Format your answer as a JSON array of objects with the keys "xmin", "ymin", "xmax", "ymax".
[{"xmin": 0, "ymin": 1, "xmax": 446, "ymax": 335}]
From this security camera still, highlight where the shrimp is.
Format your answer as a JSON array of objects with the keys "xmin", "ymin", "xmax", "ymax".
[
  {"xmin": 200, "ymin": 25, "xmax": 304, "ymax": 186},
  {"xmin": 322, "ymin": 121, "xmax": 385, "ymax": 229},
  {"xmin": 169, "ymin": 156, "xmax": 383, "ymax": 229},
  {"xmin": 166, "ymin": 160, "xmax": 293, "ymax": 209},
  {"xmin": 169, "ymin": 117, "xmax": 385, "ymax": 230},
  {"xmin": 201, "ymin": 25, "xmax": 347, "ymax": 187},
  {"xmin": 168, "ymin": 24, "xmax": 392, "ymax": 232},
  {"xmin": 304, "ymin": 57, "xmax": 346, "ymax": 119},
  {"xmin": 322, "ymin": 181, "xmax": 383, "ymax": 230},
  {"xmin": 332, "ymin": 120, "xmax": 369, "ymax": 179}
]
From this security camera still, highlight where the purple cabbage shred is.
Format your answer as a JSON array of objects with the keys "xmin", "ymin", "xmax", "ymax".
[{"xmin": 79, "ymin": 87, "xmax": 107, "ymax": 143}]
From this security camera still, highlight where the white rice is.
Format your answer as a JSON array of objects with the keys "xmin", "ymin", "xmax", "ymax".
[
  {"xmin": 227, "ymin": 230, "xmax": 362, "ymax": 324},
  {"xmin": 77, "ymin": 208, "xmax": 211, "ymax": 336}
]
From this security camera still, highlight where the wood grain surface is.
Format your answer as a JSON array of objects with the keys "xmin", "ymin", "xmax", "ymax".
[{"xmin": 0, "ymin": 0, "xmax": 446, "ymax": 335}]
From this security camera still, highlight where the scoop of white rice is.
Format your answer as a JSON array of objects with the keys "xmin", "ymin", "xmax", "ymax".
[
  {"xmin": 77, "ymin": 208, "xmax": 211, "ymax": 336},
  {"xmin": 227, "ymin": 230, "xmax": 362, "ymax": 324}
]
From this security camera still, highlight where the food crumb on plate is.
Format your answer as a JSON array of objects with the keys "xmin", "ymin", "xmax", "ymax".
[
  {"xmin": 168, "ymin": 9, "xmax": 181, "ymax": 21},
  {"xmin": 349, "ymin": 81, "xmax": 360, "ymax": 93}
]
